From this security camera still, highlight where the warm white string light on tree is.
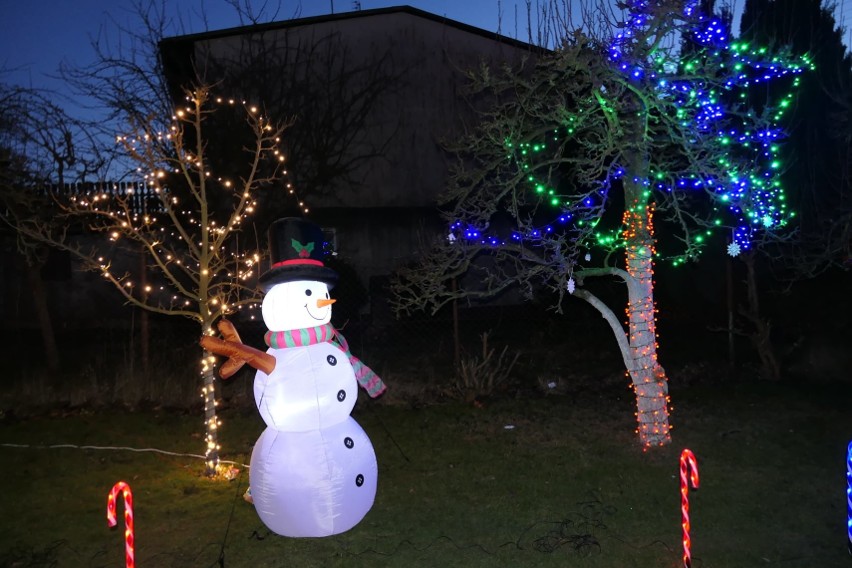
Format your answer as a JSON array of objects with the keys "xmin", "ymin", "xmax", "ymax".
[{"xmin": 21, "ymin": 85, "xmax": 312, "ymax": 475}]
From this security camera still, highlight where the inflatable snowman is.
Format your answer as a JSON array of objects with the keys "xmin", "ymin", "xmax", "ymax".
[{"xmin": 205, "ymin": 217, "xmax": 386, "ymax": 537}]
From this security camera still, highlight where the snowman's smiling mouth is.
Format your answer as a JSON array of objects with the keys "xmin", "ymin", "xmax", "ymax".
[
  {"xmin": 305, "ymin": 298, "xmax": 336, "ymax": 321},
  {"xmin": 304, "ymin": 304, "xmax": 328, "ymax": 320}
]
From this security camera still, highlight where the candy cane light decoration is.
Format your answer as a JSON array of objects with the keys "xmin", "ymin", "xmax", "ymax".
[
  {"xmin": 107, "ymin": 481, "xmax": 135, "ymax": 568},
  {"xmin": 680, "ymin": 449, "xmax": 699, "ymax": 568}
]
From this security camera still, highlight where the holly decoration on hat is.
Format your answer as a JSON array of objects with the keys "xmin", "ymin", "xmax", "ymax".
[{"xmin": 291, "ymin": 239, "xmax": 315, "ymax": 259}]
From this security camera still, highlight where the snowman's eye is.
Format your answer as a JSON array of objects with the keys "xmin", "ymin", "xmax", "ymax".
[
  {"xmin": 305, "ymin": 289, "xmax": 312, "ymax": 296},
  {"xmin": 325, "ymin": 292, "xmax": 329, "ymax": 299}
]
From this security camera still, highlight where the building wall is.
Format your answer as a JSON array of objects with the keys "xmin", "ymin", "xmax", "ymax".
[
  {"xmin": 162, "ymin": 9, "xmax": 534, "ymax": 289},
  {"xmin": 186, "ymin": 10, "xmax": 532, "ymax": 209}
]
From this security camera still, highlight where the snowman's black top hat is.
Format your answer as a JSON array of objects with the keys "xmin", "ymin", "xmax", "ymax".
[{"xmin": 258, "ymin": 217, "xmax": 338, "ymax": 292}]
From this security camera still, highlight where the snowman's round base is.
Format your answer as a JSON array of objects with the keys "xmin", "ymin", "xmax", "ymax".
[{"xmin": 250, "ymin": 417, "xmax": 378, "ymax": 537}]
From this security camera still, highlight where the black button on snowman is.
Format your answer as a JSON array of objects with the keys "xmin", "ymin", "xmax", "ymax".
[{"xmin": 247, "ymin": 217, "xmax": 386, "ymax": 538}]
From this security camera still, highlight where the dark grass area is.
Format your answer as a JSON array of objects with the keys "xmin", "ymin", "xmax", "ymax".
[
  {"xmin": 1, "ymin": 378, "xmax": 851, "ymax": 567},
  {"xmin": 2, "ymin": 291, "xmax": 850, "ymax": 567}
]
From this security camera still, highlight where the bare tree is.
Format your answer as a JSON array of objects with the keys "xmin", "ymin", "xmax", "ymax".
[
  {"xmin": 10, "ymin": 85, "xmax": 291, "ymax": 475},
  {"xmin": 392, "ymin": 0, "xmax": 810, "ymax": 448},
  {"xmin": 723, "ymin": 0, "xmax": 852, "ymax": 379},
  {"xmin": 0, "ymin": 84, "xmax": 106, "ymax": 372}
]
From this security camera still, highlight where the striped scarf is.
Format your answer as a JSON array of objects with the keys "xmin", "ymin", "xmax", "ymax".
[{"xmin": 264, "ymin": 324, "xmax": 386, "ymax": 398}]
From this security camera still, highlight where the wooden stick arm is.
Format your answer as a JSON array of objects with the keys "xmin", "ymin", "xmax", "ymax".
[
  {"xmin": 200, "ymin": 334, "xmax": 276, "ymax": 379},
  {"xmin": 217, "ymin": 318, "xmax": 242, "ymax": 344}
]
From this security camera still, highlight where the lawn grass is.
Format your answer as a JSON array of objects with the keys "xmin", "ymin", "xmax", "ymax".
[{"xmin": 1, "ymin": 378, "xmax": 850, "ymax": 567}]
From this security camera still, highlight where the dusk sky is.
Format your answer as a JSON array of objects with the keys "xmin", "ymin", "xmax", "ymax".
[
  {"xmin": 1, "ymin": 0, "xmax": 555, "ymax": 91},
  {"xmin": 2, "ymin": 1, "xmax": 850, "ymax": 98}
]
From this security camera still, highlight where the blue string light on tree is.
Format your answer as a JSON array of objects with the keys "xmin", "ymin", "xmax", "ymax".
[
  {"xmin": 847, "ymin": 440, "xmax": 852, "ymax": 555},
  {"xmin": 439, "ymin": 0, "xmax": 812, "ymax": 450},
  {"xmin": 448, "ymin": 0, "xmax": 810, "ymax": 267},
  {"xmin": 605, "ymin": 0, "xmax": 809, "ymax": 256}
]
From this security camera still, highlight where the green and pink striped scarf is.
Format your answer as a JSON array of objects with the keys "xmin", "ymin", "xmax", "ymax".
[{"xmin": 264, "ymin": 324, "xmax": 386, "ymax": 398}]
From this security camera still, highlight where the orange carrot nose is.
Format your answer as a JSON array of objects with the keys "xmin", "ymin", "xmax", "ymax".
[{"xmin": 316, "ymin": 298, "xmax": 336, "ymax": 308}]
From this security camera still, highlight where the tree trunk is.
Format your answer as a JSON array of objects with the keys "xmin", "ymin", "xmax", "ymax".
[
  {"xmin": 739, "ymin": 251, "xmax": 780, "ymax": 380},
  {"xmin": 139, "ymin": 249, "xmax": 149, "ymax": 377},
  {"xmin": 452, "ymin": 277, "xmax": 461, "ymax": 371},
  {"xmin": 201, "ymin": 346, "xmax": 221, "ymax": 476},
  {"xmin": 573, "ymin": 185, "xmax": 672, "ymax": 447},
  {"xmin": 623, "ymin": 200, "xmax": 671, "ymax": 447},
  {"xmin": 24, "ymin": 261, "xmax": 60, "ymax": 373},
  {"xmin": 726, "ymin": 244, "xmax": 736, "ymax": 367}
]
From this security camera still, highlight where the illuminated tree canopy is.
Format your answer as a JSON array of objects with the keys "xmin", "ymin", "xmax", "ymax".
[
  {"xmin": 393, "ymin": 0, "xmax": 810, "ymax": 447},
  {"xmin": 7, "ymin": 85, "xmax": 292, "ymax": 473}
]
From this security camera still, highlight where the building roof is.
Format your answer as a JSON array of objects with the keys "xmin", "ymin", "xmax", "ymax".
[{"xmin": 158, "ymin": 5, "xmax": 536, "ymax": 51}]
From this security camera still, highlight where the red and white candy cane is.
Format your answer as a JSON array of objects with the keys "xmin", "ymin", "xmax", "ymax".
[
  {"xmin": 107, "ymin": 481, "xmax": 135, "ymax": 568},
  {"xmin": 680, "ymin": 449, "xmax": 700, "ymax": 568}
]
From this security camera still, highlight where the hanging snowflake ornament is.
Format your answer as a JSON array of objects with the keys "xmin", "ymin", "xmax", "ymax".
[
  {"xmin": 726, "ymin": 241, "xmax": 741, "ymax": 257},
  {"xmin": 584, "ymin": 253, "xmax": 591, "ymax": 262},
  {"xmin": 566, "ymin": 277, "xmax": 576, "ymax": 294},
  {"xmin": 447, "ymin": 232, "xmax": 456, "ymax": 244}
]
